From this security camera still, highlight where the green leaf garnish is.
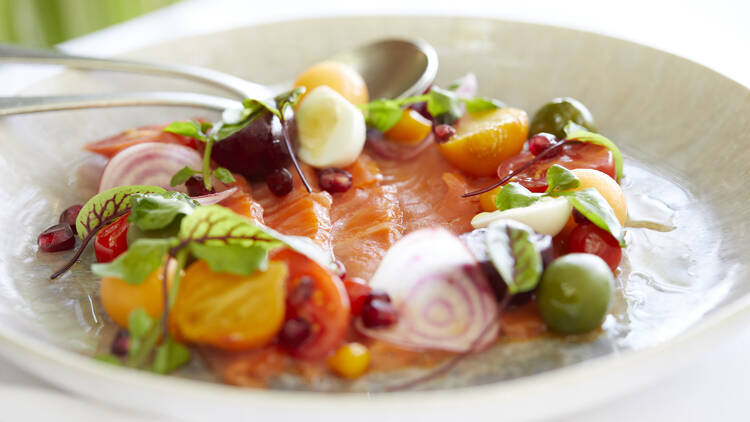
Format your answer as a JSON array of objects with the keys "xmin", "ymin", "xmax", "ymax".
[
  {"xmin": 128, "ymin": 307, "xmax": 156, "ymax": 339},
  {"xmin": 163, "ymin": 121, "xmax": 208, "ymax": 142},
  {"xmin": 495, "ymin": 182, "xmax": 541, "ymax": 211},
  {"xmin": 75, "ymin": 185, "xmax": 166, "ymax": 240},
  {"xmin": 275, "ymin": 87, "xmax": 306, "ymax": 115},
  {"xmin": 129, "ymin": 191, "xmax": 197, "ymax": 231},
  {"xmin": 485, "ymin": 220, "xmax": 543, "ymax": 294},
  {"xmin": 463, "ymin": 97, "xmax": 506, "ymax": 113},
  {"xmin": 93, "ymin": 354, "xmax": 122, "ymax": 365},
  {"xmin": 564, "ymin": 121, "xmax": 623, "ymax": 181},
  {"xmin": 425, "ymin": 86, "xmax": 463, "ymax": 124},
  {"xmin": 179, "ymin": 205, "xmax": 283, "ymax": 251},
  {"xmin": 212, "ymin": 167, "xmax": 236, "ymax": 184},
  {"xmin": 91, "ymin": 238, "xmax": 175, "ymax": 285},
  {"xmin": 557, "ymin": 188, "xmax": 625, "ymax": 246},
  {"xmin": 152, "ymin": 337, "xmax": 191, "ymax": 374},
  {"xmin": 361, "ymin": 99, "xmax": 404, "ymax": 132},
  {"xmin": 189, "ymin": 243, "xmax": 268, "ymax": 276},
  {"xmin": 169, "ymin": 166, "xmax": 199, "ymax": 187},
  {"xmin": 544, "ymin": 164, "xmax": 581, "ymax": 194}
]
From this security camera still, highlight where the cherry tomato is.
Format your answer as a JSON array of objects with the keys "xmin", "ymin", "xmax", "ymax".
[
  {"xmin": 271, "ymin": 249, "xmax": 350, "ymax": 360},
  {"xmin": 497, "ymin": 142, "xmax": 615, "ymax": 193},
  {"xmin": 567, "ymin": 223, "xmax": 622, "ymax": 271},
  {"xmin": 342, "ymin": 277, "xmax": 372, "ymax": 316},
  {"xmin": 94, "ymin": 212, "xmax": 130, "ymax": 263},
  {"xmin": 83, "ymin": 124, "xmax": 200, "ymax": 158}
]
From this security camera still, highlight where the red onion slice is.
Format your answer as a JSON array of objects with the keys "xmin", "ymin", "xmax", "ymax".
[
  {"xmin": 98, "ymin": 142, "xmax": 203, "ymax": 193},
  {"xmin": 366, "ymin": 132, "xmax": 435, "ymax": 161},
  {"xmin": 192, "ymin": 187, "xmax": 238, "ymax": 205},
  {"xmin": 358, "ymin": 228, "xmax": 498, "ymax": 352}
]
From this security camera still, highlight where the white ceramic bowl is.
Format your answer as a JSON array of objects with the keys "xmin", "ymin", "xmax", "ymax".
[{"xmin": 1, "ymin": 16, "xmax": 749, "ymax": 421}]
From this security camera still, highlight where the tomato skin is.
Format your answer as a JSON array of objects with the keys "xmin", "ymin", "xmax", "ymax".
[
  {"xmin": 567, "ymin": 223, "xmax": 622, "ymax": 271},
  {"xmin": 84, "ymin": 124, "xmax": 199, "ymax": 158},
  {"xmin": 497, "ymin": 142, "xmax": 615, "ymax": 193},
  {"xmin": 342, "ymin": 278, "xmax": 372, "ymax": 316},
  {"xmin": 94, "ymin": 213, "xmax": 130, "ymax": 263},
  {"xmin": 270, "ymin": 249, "xmax": 350, "ymax": 360}
]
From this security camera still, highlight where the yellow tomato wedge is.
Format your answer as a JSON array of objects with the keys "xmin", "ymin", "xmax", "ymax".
[
  {"xmin": 171, "ymin": 260, "xmax": 288, "ymax": 352},
  {"xmin": 570, "ymin": 168, "xmax": 628, "ymax": 225},
  {"xmin": 438, "ymin": 107, "xmax": 529, "ymax": 176},
  {"xmin": 384, "ymin": 109, "xmax": 433, "ymax": 145}
]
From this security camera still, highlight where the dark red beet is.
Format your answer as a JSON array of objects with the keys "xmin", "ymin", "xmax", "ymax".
[
  {"xmin": 266, "ymin": 168, "xmax": 293, "ymax": 197},
  {"xmin": 58, "ymin": 205, "xmax": 82, "ymax": 233},
  {"xmin": 319, "ymin": 168, "xmax": 352, "ymax": 193},
  {"xmin": 361, "ymin": 299, "xmax": 398, "ymax": 328},
  {"xmin": 433, "ymin": 124, "xmax": 456, "ymax": 144},
  {"xmin": 278, "ymin": 317, "xmax": 312, "ymax": 348},
  {"xmin": 38, "ymin": 224, "xmax": 75, "ymax": 252},
  {"xmin": 185, "ymin": 175, "xmax": 215, "ymax": 197}
]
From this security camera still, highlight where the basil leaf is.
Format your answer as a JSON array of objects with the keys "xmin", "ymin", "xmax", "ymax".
[
  {"xmin": 212, "ymin": 167, "xmax": 236, "ymax": 184},
  {"xmin": 545, "ymin": 164, "xmax": 581, "ymax": 194},
  {"xmin": 129, "ymin": 191, "xmax": 197, "ymax": 231},
  {"xmin": 152, "ymin": 337, "xmax": 191, "ymax": 374},
  {"xmin": 163, "ymin": 120, "xmax": 207, "ymax": 142},
  {"xmin": 426, "ymin": 86, "xmax": 462, "ymax": 123},
  {"xmin": 275, "ymin": 87, "xmax": 305, "ymax": 114},
  {"xmin": 76, "ymin": 185, "xmax": 166, "ymax": 239},
  {"xmin": 189, "ymin": 243, "xmax": 268, "ymax": 276},
  {"xmin": 560, "ymin": 188, "xmax": 625, "ymax": 246},
  {"xmin": 485, "ymin": 220, "xmax": 543, "ymax": 294},
  {"xmin": 128, "ymin": 308, "xmax": 155, "ymax": 340},
  {"xmin": 495, "ymin": 182, "xmax": 541, "ymax": 211},
  {"xmin": 564, "ymin": 122, "xmax": 624, "ymax": 181},
  {"xmin": 179, "ymin": 205, "xmax": 284, "ymax": 250},
  {"xmin": 91, "ymin": 238, "xmax": 175, "ymax": 285},
  {"xmin": 463, "ymin": 97, "xmax": 504, "ymax": 113},
  {"xmin": 170, "ymin": 166, "xmax": 199, "ymax": 187},
  {"xmin": 361, "ymin": 99, "xmax": 404, "ymax": 132}
]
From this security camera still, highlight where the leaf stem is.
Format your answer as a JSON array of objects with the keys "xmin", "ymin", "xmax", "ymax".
[
  {"xmin": 281, "ymin": 117, "xmax": 312, "ymax": 193},
  {"xmin": 202, "ymin": 138, "xmax": 215, "ymax": 191}
]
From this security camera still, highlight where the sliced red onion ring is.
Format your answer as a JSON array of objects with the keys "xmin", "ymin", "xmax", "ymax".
[
  {"xmin": 366, "ymin": 132, "xmax": 435, "ymax": 161},
  {"xmin": 358, "ymin": 228, "xmax": 498, "ymax": 352},
  {"xmin": 98, "ymin": 142, "xmax": 203, "ymax": 193},
  {"xmin": 192, "ymin": 187, "xmax": 238, "ymax": 205},
  {"xmin": 454, "ymin": 72, "xmax": 478, "ymax": 99}
]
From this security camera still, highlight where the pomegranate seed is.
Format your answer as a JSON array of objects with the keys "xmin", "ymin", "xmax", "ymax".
[
  {"xmin": 266, "ymin": 168, "xmax": 293, "ymax": 197},
  {"xmin": 278, "ymin": 317, "xmax": 312, "ymax": 348},
  {"xmin": 572, "ymin": 208, "xmax": 589, "ymax": 224},
  {"xmin": 366, "ymin": 290, "xmax": 391, "ymax": 304},
  {"xmin": 528, "ymin": 133, "xmax": 557, "ymax": 155},
  {"xmin": 319, "ymin": 168, "xmax": 352, "ymax": 193},
  {"xmin": 58, "ymin": 204, "xmax": 82, "ymax": 233},
  {"xmin": 288, "ymin": 276, "xmax": 315, "ymax": 307},
  {"xmin": 185, "ymin": 175, "xmax": 215, "ymax": 197},
  {"xmin": 433, "ymin": 124, "xmax": 456, "ymax": 144},
  {"xmin": 361, "ymin": 299, "xmax": 398, "ymax": 328},
  {"xmin": 110, "ymin": 330, "xmax": 130, "ymax": 356},
  {"xmin": 37, "ymin": 224, "xmax": 75, "ymax": 252}
]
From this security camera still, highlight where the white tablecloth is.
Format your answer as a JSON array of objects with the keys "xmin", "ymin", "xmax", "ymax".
[{"xmin": 2, "ymin": 0, "xmax": 749, "ymax": 420}]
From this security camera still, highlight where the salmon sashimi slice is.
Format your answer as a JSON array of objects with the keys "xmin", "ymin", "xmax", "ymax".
[
  {"xmin": 219, "ymin": 174, "xmax": 265, "ymax": 224},
  {"xmin": 253, "ymin": 165, "xmax": 334, "ymax": 252},
  {"xmin": 373, "ymin": 145, "xmax": 486, "ymax": 235}
]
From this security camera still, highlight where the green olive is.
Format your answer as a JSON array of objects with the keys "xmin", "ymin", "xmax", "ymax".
[
  {"xmin": 530, "ymin": 97, "xmax": 596, "ymax": 139},
  {"xmin": 537, "ymin": 253, "xmax": 613, "ymax": 335}
]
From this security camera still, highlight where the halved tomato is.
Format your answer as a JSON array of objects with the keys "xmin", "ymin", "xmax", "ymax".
[
  {"xmin": 84, "ymin": 124, "xmax": 200, "ymax": 158},
  {"xmin": 271, "ymin": 249, "xmax": 350, "ymax": 360}
]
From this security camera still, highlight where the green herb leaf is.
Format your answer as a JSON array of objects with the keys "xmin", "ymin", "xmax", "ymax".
[
  {"xmin": 170, "ymin": 166, "xmax": 199, "ymax": 187},
  {"xmin": 163, "ymin": 121, "xmax": 208, "ymax": 142},
  {"xmin": 545, "ymin": 164, "xmax": 581, "ymax": 194},
  {"xmin": 559, "ymin": 188, "xmax": 625, "ymax": 246},
  {"xmin": 485, "ymin": 220, "xmax": 543, "ymax": 294},
  {"xmin": 189, "ymin": 243, "xmax": 268, "ymax": 276},
  {"xmin": 126, "ymin": 307, "xmax": 162, "ymax": 369},
  {"xmin": 91, "ymin": 238, "xmax": 175, "ymax": 285},
  {"xmin": 93, "ymin": 354, "xmax": 122, "ymax": 365},
  {"xmin": 212, "ymin": 167, "xmax": 236, "ymax": 184},
  {"xmin": 179, "ymin": 205, "xmax": 284, "ymax": 250},
  {"xmin": 361, "ymin": 99, "xmax": 404, "ymax": 132},
  {"xmin": 152, "ymin": 337, "xmax": 191, "ymax": 374},
  {"xmin": 76, "ymin": 185, "xmax": 166, "ymax": 239},
  {"xmin": 495, "ymin": 182, "xmax": 541, "ymax": 211},
  {"xmin": 426, "ymin": 86, "xmax": 463, "ymax": 124},
  {"xmin": 463, "ymin": 97, "xmax": 504, "ymax": 113},
  {"xmin": 564, "ymin": 121, "xmax": 624, "ymax": 181},
  {"xmin": 128, "ymin": 308, "xmax": 156, "ymax": 339},
  {"xmin": 275, "ymin": 87, "xmax": 305, "ymax": 114},
  {"xmin": 129, "ymin": 191, "xmax": 197, "ymax": 231}
]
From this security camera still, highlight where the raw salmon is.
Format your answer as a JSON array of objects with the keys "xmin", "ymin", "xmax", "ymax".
[{"xmin": 219, "ymin": 174, "xmax": 265, "ymax": 224}]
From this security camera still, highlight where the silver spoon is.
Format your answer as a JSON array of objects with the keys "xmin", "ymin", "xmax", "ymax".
[{"xmin": 0, "ymin": 39, "xmax": 437, "ymax": 116}]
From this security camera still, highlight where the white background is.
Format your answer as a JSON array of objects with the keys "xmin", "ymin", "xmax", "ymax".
[{"xmin": 1, "ymin": 0, "xmax": 749, "ymax": 420}]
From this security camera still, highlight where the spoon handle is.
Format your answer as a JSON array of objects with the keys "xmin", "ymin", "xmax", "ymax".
[
  {"xmin": 0, "ymin": 44, "xmax": 270, "ymax": 100},
  {"xmin": 0, "ymin": 92, "xmax": 242, "ymax": 116}
]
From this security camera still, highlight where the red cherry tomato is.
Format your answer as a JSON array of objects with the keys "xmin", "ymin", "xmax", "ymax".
[
  {"xmin": 270, "ymin": 249, "xmax": 350, "ymax": 360},
  {"xmin": 567, "ymin": 223, "xmax": 622, "ymax": 271},
  {"xmin": 83, "ymin": 124, "xmax": 200, "ymax": 158},
  {"xmin": 342, "ymin": 278, "xmax": 372, "ymax": 316},
  {"xmin": 497, "ymin": 142, "xmax": 615, "ymax": 192},
  {"xmin": 94, "ymin": 213, "xmax": 130, "ymax": 263}
]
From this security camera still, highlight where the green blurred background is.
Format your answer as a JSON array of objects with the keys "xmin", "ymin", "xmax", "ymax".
[{"xmin": 0, "ymin": 0, "xmax": 182, "ymax": 48}]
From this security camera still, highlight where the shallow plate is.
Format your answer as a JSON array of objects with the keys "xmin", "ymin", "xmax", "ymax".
[{"xmin": 1, "ymin": 15, "xmax": 750, "ymax": 421}]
